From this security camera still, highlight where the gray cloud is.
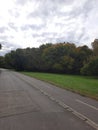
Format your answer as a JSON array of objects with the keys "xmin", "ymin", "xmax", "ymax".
[
  {"xmin": 2, "ymin": 42, "xmax": 21, "ymax": 49},
  {"xmin": 8, "ymin": 22, "xmax": 18, "ymax": 31},
  {"xmin": 0, "ymin": 0, "xmax": 98, "ymax": 55},
  {"xmin": 21, "ymin": 23, "xmax": 45, "ymax": 31},
  {"xmin": 0, "ymin": 27, "xmax": 8, "ymax": 33},
  {"xmin": 8, "ymin": 8, "xmax": 20, "ymax": 18},
  {"xmin": 28, "ymin": 0, "xmax": 73, "ymax": 19},
  {"xmin": 15, "ymin": 0, "xmax": 31, "ymax": 5},
  {"xmin": 0, "ymin": 41, "xmax": 21, "ymax": 56},
  {"xmin": 77, "ymin": 29, "xmax": 86, "ymax": 41},
  {"xmin": 0, "ymin": 36, "xmax": 9, "ymax": 41},
  {"xmin": 27, "ymin": 0, "xmax": 90, "ymax": 44}
]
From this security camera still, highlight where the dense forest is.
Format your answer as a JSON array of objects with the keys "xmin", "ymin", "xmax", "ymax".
[{"xmin": 0, "ymin": 39, "xmax": 98, "ymax": 76}]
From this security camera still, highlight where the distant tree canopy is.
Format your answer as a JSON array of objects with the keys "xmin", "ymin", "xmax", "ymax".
[
  {"xmin": 91, "ymin": 39, "xmax": 98, "ymax": 56},
  {"xmin": 0, "ymin": 44, "xmax": 1, "ymax": 49},
  {"xmin": 0, "ymin": 56, "xmax": 5, "ymax": 68},
  {"xmin": 0, "ymin": 39, "xmax": 98, "ymax": 76},
  {"xmin": 81, "ymin": 56, "xmax": 98, "ymax": 76},
  {"xmin": 81, "ymin": 39, "xmax": 98, "ymax": 76}
]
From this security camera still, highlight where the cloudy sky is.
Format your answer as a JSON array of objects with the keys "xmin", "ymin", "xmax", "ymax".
[{"xmin": 0, "ymin": 0, "xmax": 98, "ymax": 55}]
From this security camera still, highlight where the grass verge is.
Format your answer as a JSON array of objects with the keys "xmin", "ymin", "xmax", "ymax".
[{"xmin": 21, "ymin": 72, "xmax": 98, "ymax": 100}]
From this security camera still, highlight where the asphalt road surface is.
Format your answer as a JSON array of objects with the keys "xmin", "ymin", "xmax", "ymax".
[{"xmin": 0, "ymin": 69, "xmax": 98, "ymax": 130}]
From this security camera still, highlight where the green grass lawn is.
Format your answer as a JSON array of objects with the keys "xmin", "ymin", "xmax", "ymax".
[{"xmin": 21, "ymin": 72, "xmax": 98, "ymax": 100}]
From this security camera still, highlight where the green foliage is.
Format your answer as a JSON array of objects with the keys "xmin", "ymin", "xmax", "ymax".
[
  {"xmin": 3, "ymin": 41, "xmax": 94, "ymax": 75},
  {"xmin": 0, "ymin": 44, "xmax": 1, "ymax": 49},
  {"xmin": 41, "ymin": 43, "xmax": 77, "ymax": 73},
  {"xmin": 73, "ymin": 45, "xmax": 93, "ymax": 74},
  {"xmin": 81, "ymin": 56, "xmax": 98, "ymax": 76},
  {"xmin": 60, "ymin": 55, "xmax": 74, "ymax": 73},
  {"xmin": 92, "ymin": 39, "xmax": 98, "ymax": 56},
  {"xmin": 52, "ymin": 63, "xmax": 63, "ymax": 72},
  {"xmin": 0, "ymin": 56, "xmax": 6, "ymax": 68}
]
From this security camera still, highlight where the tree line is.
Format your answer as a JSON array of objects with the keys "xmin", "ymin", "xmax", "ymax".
[{"xmin": 0, "ymin": 39, "xmax": 98, "ymax": 76}]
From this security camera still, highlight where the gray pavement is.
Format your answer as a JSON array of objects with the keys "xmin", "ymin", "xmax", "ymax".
[{"xmin": 0, "ymin": 69, "xmax": 97, "ymax": 130}]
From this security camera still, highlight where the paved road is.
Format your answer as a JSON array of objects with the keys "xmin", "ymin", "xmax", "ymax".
[{"xmin": 0, "ymin": 69, "xmax": 97, "ymax": 130}]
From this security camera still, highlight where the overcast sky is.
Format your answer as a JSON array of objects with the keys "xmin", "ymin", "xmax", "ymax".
[{"xmin": 0, "ymin": 0, "xmax": 98, "ymax": 55}]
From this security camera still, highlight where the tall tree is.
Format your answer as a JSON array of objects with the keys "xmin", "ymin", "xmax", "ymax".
[
  {"xmin": 81, "ymin": 56, "xmax": 98, "ymax": 76},
  {"xmin": 0, "ymin": 44, "xmax": 1, "ymax": 49},
  {"xmin": 5, "ymin": 49, "xmax": 26, "ymax": 70},
  {"xmin": 92, "ymin": 39, "xmax": 98, "ymax": 56},
  {"xmin": 80, "ymin": 40, "xmax": 98, "ymax": 76},
  {"xmin": 73, "ymin": 45, "xmax": 93, "ymax": 74},
  {"xmin": 0, "ymin": 56, "xmax": 6, "ymax": 68}
]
